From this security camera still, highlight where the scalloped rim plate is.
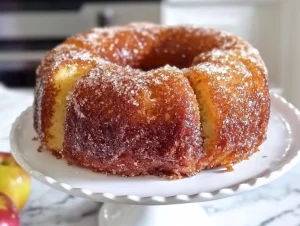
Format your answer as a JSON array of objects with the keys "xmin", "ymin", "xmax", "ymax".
[{"xmin": 9, "ymin": 93, "xmax": 300, "ymax": 205}]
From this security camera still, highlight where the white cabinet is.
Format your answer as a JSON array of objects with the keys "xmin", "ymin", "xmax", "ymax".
[{"xmin": 162, "ymin": 5, "xmax": 256, "ymax": 43}]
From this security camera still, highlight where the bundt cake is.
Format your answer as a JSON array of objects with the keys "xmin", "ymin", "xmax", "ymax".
[{"xmin": 34, "ymin": 22, "xmax": 270, "ymax": 179}]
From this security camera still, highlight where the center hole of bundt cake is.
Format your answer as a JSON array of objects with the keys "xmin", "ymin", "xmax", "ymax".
[
  {"xmin": 132, "ymin": 52, "xmax": 194, "ymax": 71},
  {"xmin": 107, "ymin": 40, "xmax": 198, "ymax": 71}
]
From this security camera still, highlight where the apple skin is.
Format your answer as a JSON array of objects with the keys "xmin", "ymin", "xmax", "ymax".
[
  {"xmin": 0, "ymin": 192, "xmax": 20, "ymax": 226},
  {"xmin": 0, "ymin": 152, "xmax": 31, "ymax": 210}
]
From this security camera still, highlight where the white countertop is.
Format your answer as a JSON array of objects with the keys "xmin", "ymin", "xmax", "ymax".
[
  {"xmin": 21, "ymin": 166, "xmax": 300, "ymax": 226},
  {"xmin": 1, "ymin": 85, "xmax": 299, "ymax": 226}
]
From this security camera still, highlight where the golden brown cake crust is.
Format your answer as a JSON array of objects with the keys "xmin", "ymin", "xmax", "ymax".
[
  {"xmin": 34, "ymin": 23, "xmax": 270, "ymax": 179},
  {"xmin": 188, "ymin": 49, "xmax": 270, "ymax": 169},
  {"xmin": 63, "ymin": 65, "xmax": 202, "ymax": 178},
  {"xmin": 191, "ymin": 49, "xmax": 270, "ymax": 169},
  {"xmin": 34, "ymin": 44, "xmax": 104, "ymax": 150}
]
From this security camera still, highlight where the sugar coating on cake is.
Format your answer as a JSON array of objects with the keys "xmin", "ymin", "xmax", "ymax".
[
  {"xmin": 62, "ymin": 64, "xmax": 203, "ymax": 178},
  {"xmin": 34, "ymin": 22, "xmax": 270, "ymax": 179}
]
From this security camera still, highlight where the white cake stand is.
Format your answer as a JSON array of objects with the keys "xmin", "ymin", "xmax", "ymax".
[{"xmin": 9, "ymin": 93, "xmax": 300, "ymax": 226}]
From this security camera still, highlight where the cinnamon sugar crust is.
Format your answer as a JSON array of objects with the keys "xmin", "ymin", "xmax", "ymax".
[
  {"xmin": 34, "ymin": 23, "xmax": 270, "ymax": 179},
  {"xmin": 63, "ymin": 65, "xmax": 202, "ymax": 178}
]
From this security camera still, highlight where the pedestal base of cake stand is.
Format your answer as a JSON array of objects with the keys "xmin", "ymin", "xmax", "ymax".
[{"xmin": 98, "ymin": 202, "xmax": 214, "ymax": 226}]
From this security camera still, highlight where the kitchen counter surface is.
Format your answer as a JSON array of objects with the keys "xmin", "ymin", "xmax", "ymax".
[
  {"xmin": 21, "ymin": 165, "xmax": 300, "ymax": 226},
  {"xmin": 1, "ymin": 85, "xmax": 300, "ymax": 226}
]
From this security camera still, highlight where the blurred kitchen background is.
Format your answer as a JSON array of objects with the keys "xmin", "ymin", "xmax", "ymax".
[
  {"xmin": 1, "ymin": 1, "xmax": 300, "ymax": 226},
  {"xmin": 0, "ymin": 0, "xmax": 299, "ymax": 107}
]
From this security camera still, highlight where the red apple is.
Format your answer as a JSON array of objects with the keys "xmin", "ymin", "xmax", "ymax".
[
  {"xmin": 0, "ymin": 192, "xmax": 20, "ymax": 226},
  {"xmin": 0, "ymin": 152, "xmax": 31, "ymax": 210}
]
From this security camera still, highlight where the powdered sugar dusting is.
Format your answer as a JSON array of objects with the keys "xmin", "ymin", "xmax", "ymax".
[{"xmin": 194, "ymin": 62, "xmax": 231, "ymax": 75}]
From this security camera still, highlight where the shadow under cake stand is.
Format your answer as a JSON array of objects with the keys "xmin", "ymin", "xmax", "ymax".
[{"xmin": 10, "ymin": 93, "xmax": 300, "ymax": 226}]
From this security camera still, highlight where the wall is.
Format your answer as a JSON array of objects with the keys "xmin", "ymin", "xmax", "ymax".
[{"xmin": 280, "ymin": 0, "xmax": 300, "ymax": 108}]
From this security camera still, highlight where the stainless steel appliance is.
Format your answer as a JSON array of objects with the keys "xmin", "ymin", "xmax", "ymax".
[{"xmin": 0, "ymin": 0, "xmax": 160, "ymax": 87}]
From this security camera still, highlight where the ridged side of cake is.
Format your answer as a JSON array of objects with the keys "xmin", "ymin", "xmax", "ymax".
[
  {"xmin": 186, "ymin": 49, "xmax": 270, "ymax": 169},
  {"xmin": 34, "ymin": 44, "xmax": 102, "ymax": 152},
  {"xmin": 34, "ymin": 23, "xmax": 270, "ymax": 178}
]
